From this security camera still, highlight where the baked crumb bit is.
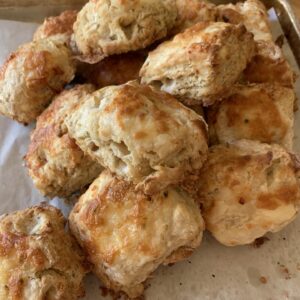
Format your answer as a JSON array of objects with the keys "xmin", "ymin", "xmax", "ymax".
[{"xmin": 260, "ymin": 276, "xmax": 267, "ymax": 284}]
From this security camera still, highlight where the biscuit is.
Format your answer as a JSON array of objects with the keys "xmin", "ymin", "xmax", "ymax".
[
  {"xmin": 243, "ymin": 40, "xmax": 296, "ymax": 88},
  {"xmin": 140, "ymin": 22, "xmax": 255, "ymax": 106},
  {"xmin": 197, "ymin": 140, "xmax": 300, "ymax": 246},
  {"xmin": 0, "ymin": 204, "xmax": 89, "ymax": 299},
  {"xmin": 78, "ymin": 51, "xmax": 146, "ymax": 88},
  {"xmin": 207, "ymin": 84, "xmax": 295, "ymax": 150},
  {"xmin": 217, "ymin": 0, "xmax": 272, "ymax": 42},
  {"xmin": 72, "ymin": 0, "xmax": 178, "ymax": 63},
  {"xmin": 69, "ymin": 170, "xmax": 204, "ymax": 298},
  {"xmin": 171, "ymin": 0, "xmax": 217, "ymax": 35},
  {"xmin": 0, "ymin": 36, "xmax": 76, "ymax": 124},
  {"xmin": 65, "ymin": 81, "xmax": 208, "ymax": 194},
  {"xmin": 33, "ymin": 10, "xmax": 77, "ymax": 40},
  {"xmin": 25, "ymin": 85, "xmax": 103, "ymax": 198}
]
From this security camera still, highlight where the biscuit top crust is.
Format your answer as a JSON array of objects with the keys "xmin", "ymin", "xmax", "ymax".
[
  {"xmin": 0, "ymin": 205, "xmax": 89, "ymax": 299},
  {"xmin": 69, "ymin": 170, "xmax": 204, "ymax": 297},
  {"xmin": 33, "ymin": 10, "xmax": 77, "ymax": 40},
  {"xmin": 140, "ymin": 21, "xmax": 255, "ymax": 104},
  {"xmin": 141, "ymin": 22, "xmax": 240, "ymax": 72},
  {"xmin": 65, "ymin": 81, "xmax": 208, "ymax": 194},
  {"xmin": 197, "ymin": 140, "xmax": 300, "ymax": 246},
  {"xmin": 72, "ymin": 0, "xmax": 178, "ymax": 63},
  {"xmin": 207, "ymin": 83, "xmax": 295, "ymax": 150},
  {"xmin": 217, "ymin": 0, "xmax": 272, "ymax": 42},
  {"xmin": 171, "ymin": 0, "xmax": 217, "ymax": 34},
  {"xmin": 0, "ymin": 36, "xmax": 75, "ymax": 124},
  {"xmin": 25, "ymin": 84, "xmax": 102, "ymax": 198}
]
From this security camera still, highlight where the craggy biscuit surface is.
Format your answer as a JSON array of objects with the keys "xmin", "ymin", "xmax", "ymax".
[
  {"xmin": 0, "ymin": 205, "xmax": 89, "ymax": 299},
  {"xmin": 69, "ymin": 170, "xmax": 204, "ymax": 298},
  {"xmin": 207, "ymin": 84, "xmax": 295, "ymax": 150},
  {"xmin": 171, "ymin": 0, "xmax": 217, "ymax": 35},
  {"xmin": 33, "ymin": 10, "xmax": 77, "ymax": 40},
  {"xmin": 0, "ymin": 36, "xmax": 75, "ymax": 124},
  {"xmin": 197, "ymin": 140, "xmax": 300, "ymax": 246},
  {"xmin": 72, "ymin": 0, "xmax": 177, "ymax": 63},
  {"xmin": 25, "ymin": 85, "xmax": 102, "ymax": 198},
  {"xmin": 140, "ymin": 22, "xmax": 255, "ymax": 105},
  {"xmin": 243, "ymin": 41, "xmax": 295, "ymax": 88},
  {"xmin": 65, "ymin": 81, "xmax": 208, "ymax": 194},
  {"xmin": 217, "ymin": 0, "xmax": 272, "ymax": 41}
]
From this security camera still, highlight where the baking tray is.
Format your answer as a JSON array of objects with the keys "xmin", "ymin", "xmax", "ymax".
[{"xmin": 0, "ymin": 0, "xmax": 298, "ymax": 65}]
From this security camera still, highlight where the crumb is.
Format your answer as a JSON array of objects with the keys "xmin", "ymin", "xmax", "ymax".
[
  {"xmin": 282, "ymin": 268, "xmax": 291, "ymax": 279},
  {"xmin": 212, "ymin": 274, "xmax": 215, "ymax": 278},
  {"xmin": 188, "ymin": 260, "xmax": 192, "ymax": 264},
  {"xmin": 252, "ymin": 236, "xmax": 270, "ymax": 248},
  {"xmin": 168, "ymin": 263, "xmax": 175, "ymax": 267},
  {"xmin": 179, "ymin": 282, "xmax": 183, "ymax": 286},
  {"xmin": 259, "ymin": 276, "xmax": 267, "ymax": 284},
  {"xmin": 282, "ymin": 237, "xmax": 286, "ymax": 241},
  {"xmin": 278, "ymin": 264, "xmax": 292, "ymax": 280}
]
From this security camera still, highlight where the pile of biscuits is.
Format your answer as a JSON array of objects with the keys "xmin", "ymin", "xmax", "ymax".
[{"xmin": 0, "ymin": 0, "xmax": 299, "ymax": 298}]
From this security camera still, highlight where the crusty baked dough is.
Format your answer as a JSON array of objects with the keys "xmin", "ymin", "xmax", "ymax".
[
  {"xmin": 72, "ymin": 0, "xmax": 178, "ymax": 63},
  {"xmin": 140, "ymin": 22, "xmax": 255, "ymax": 106},
  {"xmin": 216, "ymin": 1, "xmax": 295, "ymax": 87},
  {"xmin": 217, "ymin": 0, "xmax": 272, "ymax": 41},
  {"xmin": 207, "ymin": 84, "xmax": 295, "ymax": 150},
  {"xmin": 197, "ymin": 140, "xmax": 300, "ymax": 246},
  {"xmin": 69, "ymin": 170, "xmax": 204, "ymax": 298},
  {"xmin": 78, "ymin": 51, "xmax": 146, "ymax": 88},
  {"xmin": 171, "ymin": 0, "xmax": 217, "ymax": 35},
  {"xmin": 0, "ymin": 204, "xmax": 89, "ymax": 300},
  {"xmin": 243, "ymin": 40, "xmax": 296, "ymax": 88},
  {"xmin": 25, "ymin": 85, "xmax": 103, "ymax": 198},
  {"xmin": 0, "ymin": 36, "xmax": 75, "ymax": 124},
  {"xmin": 33, "ymin": 10, "xmax": 77, "ymax": 40},
  {"xmin": 65, "ymin": 81, "xmax": 208, "ymax": 194}
]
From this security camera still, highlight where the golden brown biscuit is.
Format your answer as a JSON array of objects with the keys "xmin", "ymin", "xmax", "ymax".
[
  {"xmin": 33, "ymin": 10, "xmax": 77, "ymax": 40},
  {"xmin": 25, "ymin": 85, "xmax": 103, "ymax": 198},
  {"xmin": 65, "ymin": 81, "xmax": 208, "ymax": 195},
  {"xmin": 140, "ymin": 22, "xmax": 255, "ymax": 106},
  {"xmin": 171, "ymin": 0, "xmax": 217, "ymax": 35},
  {"xmin": 78, "ymin": 51, "xmax": 146, "ymax": 88},
  {"xmin": 0, "ymin": 204, "xmax": 89, "ymax": 299},
  {"xmin": 0, "ymin": 36, "xmax": 75, "ymax": 124},
  {"xmin": 197, "ymin": 140, "xmax": 300, "ymax": 246},
  {"xmin": 69, "ymin": 170, "xmax": 204, "ymax": 298},
  {"xmin": 216, "ymin": 1, "xmax": 295, "ymax": 87},
  {"xmin": 243, "ymin": 41, "xmax": 296, "ymax": 88},
  {"xmin": 72, "ymin": 0, "xmax": 178, "ymax": 63},
  {"xmin": 217, "ymin": 0, "xmax": 272, "ymax": 42},
  {"xmin": 207, "ymin": 84, "xmax": 295, "ymax": 150}
]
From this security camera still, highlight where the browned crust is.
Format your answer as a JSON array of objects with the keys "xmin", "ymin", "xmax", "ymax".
[
  {"xmin": 243, "ymin": 41, "xmax": 296, "ymax": 88},
  {"xmin": 34, "ymin": 10, "xmax": 77, "ymax": 40}
]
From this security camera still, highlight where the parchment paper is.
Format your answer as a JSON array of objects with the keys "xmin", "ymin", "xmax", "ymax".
[{"xmin": 0, "ymin": 9, "xmax": 300, "ymax": 300}]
